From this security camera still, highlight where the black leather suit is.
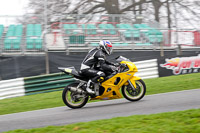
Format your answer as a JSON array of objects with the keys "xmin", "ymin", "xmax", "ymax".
[{"xmin": 80, "ymin": 47, "xmax": 115, "ymax": 82}]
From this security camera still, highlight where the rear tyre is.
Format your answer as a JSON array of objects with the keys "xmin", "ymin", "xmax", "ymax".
[
  {"xmin": 122, "ymin": 79, "xmax": 146, "ymax": 101},
  {"xmin": 62, "ymin": 83, "xmax": 88, "ymax": 109}
]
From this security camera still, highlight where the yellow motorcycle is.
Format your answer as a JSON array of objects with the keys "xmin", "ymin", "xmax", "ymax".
[{"xmin": 58, "ymin": 56, "xmax": 146, "ymax": 109}]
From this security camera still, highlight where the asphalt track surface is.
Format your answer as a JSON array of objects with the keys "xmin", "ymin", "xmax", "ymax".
[{"xmin": 0, "ymin": 89, "xmax": 200, "ymax": 132}]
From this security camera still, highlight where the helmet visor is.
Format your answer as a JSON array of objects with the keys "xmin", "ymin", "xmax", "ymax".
[
  {"xmin": 105, "ymin": 44, "xmax": 113, "ymax": 55},
  {"xmin": 108, "ymin": 46, "xmax": 113, "ymax": 55}
]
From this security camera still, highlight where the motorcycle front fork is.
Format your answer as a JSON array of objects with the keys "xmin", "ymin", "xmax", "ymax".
[{"xmin": 128, "ymin": 80, "xmax": 136, "ymax": 91}]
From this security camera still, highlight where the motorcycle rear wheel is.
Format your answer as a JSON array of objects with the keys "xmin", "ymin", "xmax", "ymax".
[
  {"xmin": 62, "ymin": 83, "xmax": 89, "ymax": 109},
  {"xmin": 122, "ymin": 79, "xmax": 146, "ymax": 101}
]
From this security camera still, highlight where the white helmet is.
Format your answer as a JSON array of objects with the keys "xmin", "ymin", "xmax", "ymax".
[{"xmin": 99, "ymin": 40, "xmax": 113, "ymax": 55}]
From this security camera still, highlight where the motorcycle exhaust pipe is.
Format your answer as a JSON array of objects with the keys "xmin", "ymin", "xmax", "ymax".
[{"xmin": 70, "ymin": 87, "xmax": 85, "ymax": 94}]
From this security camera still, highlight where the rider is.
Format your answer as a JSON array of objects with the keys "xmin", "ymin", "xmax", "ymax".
[{"xmin": 80, "ymin": 40, "xmax": 117, "ymax": 94}]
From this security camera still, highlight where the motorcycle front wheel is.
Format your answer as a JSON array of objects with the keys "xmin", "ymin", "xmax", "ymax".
[
  {"xmin": 122, "ymin": 79, "xmax": 146, "ymax": 101},
  {"xmin": 62, "ymin": 83, "xmax": 89, "ymax": 109}
]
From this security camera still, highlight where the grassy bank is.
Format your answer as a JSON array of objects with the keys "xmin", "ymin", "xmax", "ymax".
[
  {"xmin": 1, "ymin": 73, "xmax": 200, "ymax": 115},
  {"xmin": 5, "ymin": 109, "xmax": 200, "ymax": 133}
]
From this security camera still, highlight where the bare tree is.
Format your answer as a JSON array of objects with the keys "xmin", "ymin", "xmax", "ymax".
[
  {"xmin": 23, "ymin": 0, "xmax": 200, "ymax": 29},
  {"xmin": 166, "ymin": 0, "xmax": 171, "ymax": 28}
]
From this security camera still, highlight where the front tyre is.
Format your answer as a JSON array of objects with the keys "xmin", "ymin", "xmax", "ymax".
[
  {"xmin": 62, "ymin": 83, "xmax": 89, "ymax": 109},
  {"xmin": 122, "ymin": 79, "xmax": 146, "ymax": 101}
]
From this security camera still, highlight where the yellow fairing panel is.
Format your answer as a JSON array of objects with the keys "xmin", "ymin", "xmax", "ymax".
[
  {"xmin": 121, "ymin": 61, "xmax": 138, "ymax": 72},
  {"xmin": 92, "ymin": 61, "xmax": 141, "ymax": 100},
  {"xmin": 96, "ymin": 71, "xmax": 135, "ymax": 100}
]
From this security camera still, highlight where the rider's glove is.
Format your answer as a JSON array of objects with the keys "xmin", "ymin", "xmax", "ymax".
[
  {"xmin": 110, "ymin": 62, "xmax": 120, "ymax": 67},
  {"xmin": 113, "ymin": 63, "xmax": 120, "ymax": 67},
  {"xmin": 110, "ymin": 65, "xmax": 119, "ymax": 72}
]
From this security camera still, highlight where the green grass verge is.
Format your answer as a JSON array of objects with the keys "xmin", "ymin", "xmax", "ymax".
[
  {"xmin": 4, "ymin": 109, "xmax": 200, "ymax": 133},
  {"xmin": 145, "ymin": 72, "xmax": 200, "ymax": 95},
  {"xmin": 1, "ymin": 73, "xmax": 200, "ymax": 115}
]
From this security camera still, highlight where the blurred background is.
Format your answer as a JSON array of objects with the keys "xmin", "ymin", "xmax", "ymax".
[{"xmin": 0, "ymin": 0, "xmax": 200, "ymax": 80}]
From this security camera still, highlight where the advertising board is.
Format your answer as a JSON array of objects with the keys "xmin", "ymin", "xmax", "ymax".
[{"xmin": 158, "ymin": 54, "xmax": 200, "ymax": 77}]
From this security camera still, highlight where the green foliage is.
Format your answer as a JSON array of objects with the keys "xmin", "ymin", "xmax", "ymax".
[
  {"xmin": 5, "ymin": 109, "xmax": 200, "ymax": 133},
  {"xmin": 1, "ymin": 73, "xmax": 200, "ymax": 115}
]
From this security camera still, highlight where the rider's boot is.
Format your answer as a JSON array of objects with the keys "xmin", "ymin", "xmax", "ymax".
[{"xmin": 86, "ymin": 79, "xmax": 95, "ymax": 94}]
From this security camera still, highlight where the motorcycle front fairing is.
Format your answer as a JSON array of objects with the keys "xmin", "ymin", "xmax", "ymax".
[
  {"xmin": 94, "ymin": 60, "xmax": 139, "ymax": 100},
  {"xmin": 120, "ymin": 60, "xmax": 141, "ymax": 88}
]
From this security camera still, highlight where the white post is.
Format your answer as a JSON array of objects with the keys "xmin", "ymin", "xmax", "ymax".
[
  {"xmin": 173, "ymin": 0, "xmax": 181, "ymax": 55},
  {"xmin": 44, "ymin": 0, "xmax": 49, "ymax": 74}
]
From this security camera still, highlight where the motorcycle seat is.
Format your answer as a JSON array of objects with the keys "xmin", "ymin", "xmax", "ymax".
[
  {"xmin": 58, "ymin": 67, "xmax": 85, "ymax": 78},
  {"xmin": 71, "ymin": 69, "xmax": 84, "ymax": 78}
]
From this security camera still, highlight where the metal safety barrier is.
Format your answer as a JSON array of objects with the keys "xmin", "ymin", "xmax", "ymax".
[
  {"xmin": 24, "ymin": 73, "xmax": 75, "ymax": 95},
  {"xmin": 134, "ymin": 59, "xmax": 158, "ymax": 79},
  {"xmin": 0, "ymin": 78, "xmax": 25, "ymax": 100}
]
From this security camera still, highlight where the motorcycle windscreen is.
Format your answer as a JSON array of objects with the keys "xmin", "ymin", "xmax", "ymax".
[{"xmin": 116, "ymin": 56, "xmax": 131, "ymax": 62}]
